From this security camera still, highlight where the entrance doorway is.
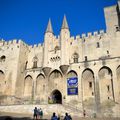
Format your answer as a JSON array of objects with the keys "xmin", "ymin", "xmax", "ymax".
[{"xmin": 50, "ymin": 89, "xmax": 62, "ymax": 104}]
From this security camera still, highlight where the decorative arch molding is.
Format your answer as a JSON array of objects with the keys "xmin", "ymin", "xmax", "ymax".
[
  {"xmin": 98, "ymin": 66, "xmax": 113, "ymax": 77},
  {"xmin": 67, "ymin": 70, "xmax": 78, "ymax": 78},
  {"xmin": 82, "ymin": 68, "xmax": 94, "ymax": 77},
  {"xmin": 98, "ymin": 66, "xmax": 114, "ymax": 102},
  {"xmin": 49, "ymin": 69, "xmax": 63, "ymax": 80},
  {"xmin": 25, "ymin": 75, "xmax": 33, "ymax": 80},
  {"xmin": 116, "ymin": 65, "xmax": 120, "ymax": 70},
  {"xmin": 36, "ymin": 74, "xmax": 45, "ymax": 79},
  {"xmin": 0, "ymin": 70, "xmax": 4, "ymax": 74}
]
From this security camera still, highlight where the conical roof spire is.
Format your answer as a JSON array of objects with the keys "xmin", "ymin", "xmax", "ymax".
[
  {"xmin": 61, "ymin": 15, "xmax": 69, "ymax": 29},
  {"xmin": 46, "ymin": 18, "xmax": 53, "ymax": 33}
]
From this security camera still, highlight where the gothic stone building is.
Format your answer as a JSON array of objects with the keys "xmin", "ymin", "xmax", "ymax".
[{"xmin": 0, "ymin": 1, "xmax": 120, "ymax": 116}]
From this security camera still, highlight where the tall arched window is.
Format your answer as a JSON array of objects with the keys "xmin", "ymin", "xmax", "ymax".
[
  {"xmin": 73, "ymin": 52, "xmax": 79, "ymax": 63},
  {"xmin": 32, "ymin": 56, "xmax": 38, "ymax": 68},
  {"xmin": 54, "ymin": 46, "xmax": 60, "ymax": 53}
]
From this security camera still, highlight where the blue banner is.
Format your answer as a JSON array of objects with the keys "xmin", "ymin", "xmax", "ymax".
[{"xmin": 67, "ymin": 77, "xmax": 78, "ymax": 95}]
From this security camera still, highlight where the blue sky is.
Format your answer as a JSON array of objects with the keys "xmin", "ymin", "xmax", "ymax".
[{"xmin": 0, "ymin": 0, "xmax": 117, "ymax": 45}]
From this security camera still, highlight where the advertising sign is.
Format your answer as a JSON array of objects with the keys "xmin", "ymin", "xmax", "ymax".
[{"xmin": 67, "ymin": 77, "xmax": 78, "ymax": 95}]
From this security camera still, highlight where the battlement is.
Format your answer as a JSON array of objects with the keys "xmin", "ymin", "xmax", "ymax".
[
  {"xmin": 0, "ymin": 39, "xmax": 29, "ymax": 47},
  {"xmin": 73, "ymin": 30, "xmax": 106, "ymax": 42},
  {"xmin": 28, "ymin": 43, "xmax": 43, "ymax": 50},
  {"xmin": 81, "ymin": 30, "xmax": 105, "ymax": 38}
]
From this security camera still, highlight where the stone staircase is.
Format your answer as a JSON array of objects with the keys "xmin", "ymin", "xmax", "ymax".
[
  {"xmin": 0, "ymin": 104, "xmax": 120, "ymax": 119},
  {"xmin": 0, "ymin": 104, "xmax": 83, "ymax": 117}
]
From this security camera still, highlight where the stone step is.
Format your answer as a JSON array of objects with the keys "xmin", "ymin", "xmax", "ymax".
[{"xmin": 0, "ymin": 104, "xmax": 83, "ymax": 117}]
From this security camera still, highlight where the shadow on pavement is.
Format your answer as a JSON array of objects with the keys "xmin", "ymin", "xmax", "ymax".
[{"xmin": 0, "ymin": 116, "xmax": 48, "ymax": 120}]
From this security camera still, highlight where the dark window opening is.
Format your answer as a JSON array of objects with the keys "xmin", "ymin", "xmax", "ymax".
[
  {"xmin": 116, "ymin": 26, "xmax": 120, "ymax": 32},
  {"xmin": 89, "ymin": 82, "xmax": 92, "ymax": 88},
  {"xmin": 25, "ymin": 61, "xmax": 28, "ymax": 69},
  {"xmin": 85, "ymin": 56, "xmax": 87, "ymax": 61},
  {"xmin": 73, "ymin": 53, "xmax": 79, "ymax": 63},
  {"xmin": 107, "ymin": 50, "xmax": 109, "ymax": 54},
  {"xmin": 33, "ymin": 61, "xmax": 37, "ymax": 68},
  {"xmin": 33, "ymin": 56, "xmax": 38, "ymax": 68},
  {"xmin": 107, "ymin": 85, "xmax": 110, "ymax": 92},
  {"xmin": 73, "ymin": 58, "xmax": 78, "ymax": 63}
]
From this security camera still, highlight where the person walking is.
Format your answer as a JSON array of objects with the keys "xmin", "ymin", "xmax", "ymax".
[
  {"xmin": 64, "ymin": 113, "xmax": 71, "ymax": 120},
  {"xmin": 40, "ymin": 108, "xmax": 43, "ymax": 119},
  {"xmin": 33, "ymin": 107, "xmax": 38, "ymax": 120},
  {"xmin": 51, "ymin": 112, "xmax": 58, "ymax": 120}
]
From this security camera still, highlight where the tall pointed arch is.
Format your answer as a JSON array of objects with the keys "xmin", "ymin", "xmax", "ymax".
[
  {"xmin": 24, "ymin": 75, "xmax": 33, "ymax": 98},
  {"xmin": 98, "ymin": 66, "xmax": 114, "ymax": 102},
  {"xmin": 49, "ymin": 69, "xmax": 62, "ymax": 80},
  {"xmin": 36, "ymin": 74, "xmax": 45, "ymax": 95},
  {"xmin": 67, "ymin": 70, "xmax": 78, "ymax": 78},
  {"xmin": 82, "ymin": 68, "xmax": 95, "ymax": 99}
]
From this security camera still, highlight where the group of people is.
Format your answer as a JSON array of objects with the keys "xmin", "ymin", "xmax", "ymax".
[
  {"xmin": 33, "ymin": 107, "xmax": 43, "ymax": 120},
  {"xmin": 33, "ymin": 106, "xmax": 72, "ymax": 120},
  {"xmin": 51, "ymin": 112, "xmax": 72, "ymax": 120}
]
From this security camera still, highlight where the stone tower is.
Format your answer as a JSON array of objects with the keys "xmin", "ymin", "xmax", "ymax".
[
  {"xmin": 43, "ymin": 19, "xmax": 54, "ymax": 68},
  {"xmin": 60, "ymin": 15, "xmax": 70, "ymax": 66},
  {"xmin": 104, "ymin": 1, "xmax": 120, "ymax": 33}
]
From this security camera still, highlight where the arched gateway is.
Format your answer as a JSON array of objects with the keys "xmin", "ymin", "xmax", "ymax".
[{"xmin": 50, "ymin": 89, "xmax": 62, "ymax": 104}]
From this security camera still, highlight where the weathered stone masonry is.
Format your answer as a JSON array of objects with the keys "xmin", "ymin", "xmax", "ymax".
[{"xmin": 0, "ymin": 1, "xmax": 120, "ymax": 117}]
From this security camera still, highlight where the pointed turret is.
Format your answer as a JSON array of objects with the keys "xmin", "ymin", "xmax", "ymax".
[
  {"xmin": 44, "ymin": 18, "xmax": 54, "ymax": 68},
  {"xmin": 61, "ymin": 15, "xmax": 69, "ymax": 29},
  {"xmin": 60, "ymin": 15, "xmax": 70, "ymax": 66},
  {"xmin": 46, "ymin": 18, "xmax": 53, "ymax": 33}
]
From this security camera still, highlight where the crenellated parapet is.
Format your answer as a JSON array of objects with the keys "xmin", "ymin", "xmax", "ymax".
[
  {"xmin": 73, "ymin": 30, "xmax": 106, "ymax": 42},
  {"xmin": 28, "ymin": 43, "xmax": 43, "ymax": 51},
  {"xmin": 81, "ymin": 30, "xmax": 105, "ymax": 38},
  {"xmin": 0, "ymin": 39, "xmax": 29, "ymax": 47},
  {"xmin": 0, "ymin": 38, "xmax": 44, "ymax": 52}
]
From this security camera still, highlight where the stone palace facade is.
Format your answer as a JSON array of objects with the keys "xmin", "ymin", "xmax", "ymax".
[{"xmin": 0, "ymin": 1, "xmax": 120, "ymax": 117}]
